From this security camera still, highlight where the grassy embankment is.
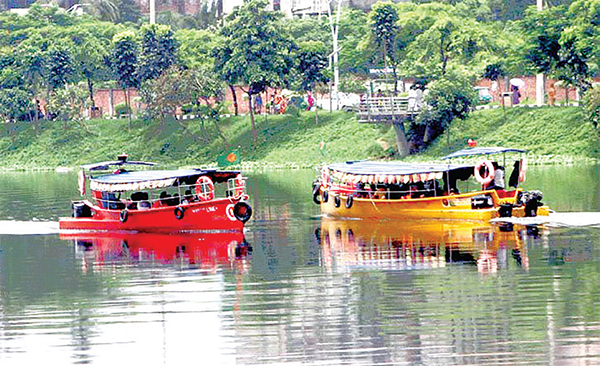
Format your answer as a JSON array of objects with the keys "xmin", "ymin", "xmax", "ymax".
[{"xmin": 0, "ymin": 106, "xmax": 597, "ymax": 170}]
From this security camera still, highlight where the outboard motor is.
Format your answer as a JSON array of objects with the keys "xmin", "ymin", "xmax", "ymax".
[
  {"xmin": 520, "ymin": 190, "xmax": 543, "ymax": 217},
  {"xmin": 498, "ymin": 203, "xmax": 513, "ymax": 217},
  {"xmin": 72, "ymin": 201, "xmax": 92, "ymax": 218}
]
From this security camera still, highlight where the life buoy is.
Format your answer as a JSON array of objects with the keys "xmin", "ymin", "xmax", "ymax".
[
  {"xmin": 174, "ymin": 206, "xmax": 185, "ymax": 220},
  {"xmin": 518, "ymin": 158, "xmax": 527, "ymax": 182},
  {"xmin": 233, "ymin": 201, "xmax": 252, "ymax": 223},
  {"xmin": 345, "ymin": 195, "xmax": 353, "ymax": 209},
  {"xmin": 233, "ymin": 174, "xmax": 245, "ymax": 200},
  {"xmin": 474, "ymin": 160, "xmax": 495, "ymax": 185},
  {"xmin": 119, "ymin": 209, "xmax": 128, "ymax": 223},
  {"xmin": 195, "ymin": 176, "xmax": 215, "ymax": 201},
  {"xmin": 334, "ymin": 195, "xmax": 341, "ymax": 208}
]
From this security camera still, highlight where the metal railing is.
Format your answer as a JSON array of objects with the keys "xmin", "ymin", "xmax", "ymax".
[{"xmin": 357, "ymin": 97, "xmax": 421, "ymax": 123}]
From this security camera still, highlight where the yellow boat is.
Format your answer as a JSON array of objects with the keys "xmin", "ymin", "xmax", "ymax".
[{"xmin": 313, "ymin": 147, "xmax": 551, "ymax": 221}]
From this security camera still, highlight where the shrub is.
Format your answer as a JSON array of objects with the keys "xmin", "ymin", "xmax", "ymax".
[
  {"xmin": 583, "ymin": 86, "xmax": 600, "ymax": 129},
  {"xmin": 115, "ymin": 102, "xmax": 130, "ymax": 117}
]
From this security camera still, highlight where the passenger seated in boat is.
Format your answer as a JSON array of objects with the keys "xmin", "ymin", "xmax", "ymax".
[
  {"xmin": 355, "ymin": 182, "xmax": 371, "ymax": 198},
  {"xmin": 374, "ymin": 187, "xmax": 387, "ymax": 199},
  {"xmin": 485, "ymin": 162, "xmax": 505, "ymax": 191},
  {"xmin": 424, "ymin": 180, "xmax": 443, "ymax": 197},
  {"xmin": 154, "ymin": 191, "xmax": 170, "ymax": 207},
  {"xmin": 181, "ymin": 189, "xmax": 194, "ymax": 204},
  {"xmin": 388, "ymin": 184, "xmax": 403, "ymax": 199},
  {"xmin": 168, "ymin": 193, "xmax": 180, "ymax": 206},
  {"xmin": 410, "ymin": 182, "xmax": 425, "ymax": 198},
  {"xmin": 130, "ymin": 191, "xmax": 151, "ymax": 210},
  {"xmin": 103, "ymin": 192, "xmax": 125, "ymax": 210}
]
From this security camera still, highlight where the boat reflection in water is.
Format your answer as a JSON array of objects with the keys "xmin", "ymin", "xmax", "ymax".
[
  {"xmin": 318, "ymin": 218, "xmax": 540, "ymax": 274},
  {"xmin": 59, "ymin": 231, "xmax": 252, "ymax": 271}
]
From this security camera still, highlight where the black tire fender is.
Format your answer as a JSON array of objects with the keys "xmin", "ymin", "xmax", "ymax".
[
  {"xmin": 322, "ymin": 190, "xmax": 329, "ymax": 203},
  {"xmin": 312, "ymin": 182, "xmax": 321, "ymax": 205},
  {"xmin": 174, "ymin": 206, "xmax": 185, "ymax": 220},
  {"xmin": 345, "ymin": 195, "xmax": 353, "ymax": 209},
  {"xmin": 334, "ymin": 195, "xmax": 341, "ymax": 208},
  {"xmin": 119, "ymin": 209, "xmax": 128, "ymax": 223},
  {"xmin": 233, "ymin": 201, "xmax": 253, "ymax": 223}
]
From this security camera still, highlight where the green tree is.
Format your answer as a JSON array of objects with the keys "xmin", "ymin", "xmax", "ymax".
[
  {"xmin": 47, "ymin": 47, "xmax": 73, "ymax": 91},
  {"xmin": 296, "ymin": 41, "xmax": 330, "ymax": 124},
  {"xmin": 214, "ymin": 0, "xmax": 295, "ymax": 144},
  {"xmin": 71, "ymin": 33, "xmax": 110, "ymax": 110},
  {"xmin": 110, "ymin": 30, "xmax": 139, "ymax": 127},
  {"xmin": 176, "ymin": 29, "xmax": 222, "ymax": 70},
  {"xmin": 415, "ymin": 72, "xmax": 478, "ymax": 149},
  {"xmin": 0, "ymin": 65, "xmax": 32, "ymax": 127},
  {"xmin": 369, "ymin": 1, "xmax": 400, "ymax": 91},
  {"xmin": 115, "ymin": 0, "xmax": 142, "ymax": 24},
  {"xmin": 522, "ymin": 4, "xmax": 593, "ymax": 95},
  {"xmin": 138, "ymin": 24, "xmax": 178, "ymax": 84}
]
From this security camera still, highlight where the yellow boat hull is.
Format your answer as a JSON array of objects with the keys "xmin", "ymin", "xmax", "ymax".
[{"xmin": 319, "ymin": 189, "xmax": 551, "ymax": 221}]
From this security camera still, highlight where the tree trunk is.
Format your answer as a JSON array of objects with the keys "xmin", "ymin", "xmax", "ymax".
[
  {"xmin": 229, "ymin": 84, "xmax": 239, "ymax": 116},
  {"xmin": 87, "ymin": 77, "xmax": 95, "ymax": 107},
  {"xmin": 393, "ymin": 120, "xmax": 409, "ymax": 157},
  {"xmin": 248, "ymin": 92, "xmax": 257, "ymax": 144},
  {"xmin": 125, "ymin": 88, "xmax": 132, "ymax": 129}
]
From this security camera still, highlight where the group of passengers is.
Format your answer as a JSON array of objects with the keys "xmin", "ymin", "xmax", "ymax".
[
  {"xmin": 98, "ymin": 189, "xmax": 197, "ymax": 210},
  {"xmin": 354, "ymin": 180, "xmax": 445, "ymax": 199}
]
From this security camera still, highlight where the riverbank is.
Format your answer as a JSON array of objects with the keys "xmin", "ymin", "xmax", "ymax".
[{"xmin": 0, "ymin": 106, "xmax": 597, "ymax": 171}]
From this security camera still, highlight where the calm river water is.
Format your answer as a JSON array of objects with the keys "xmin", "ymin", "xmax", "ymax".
[{"xmin": 0, "ymin": 164, "xmax": 598, "ymax": 365}]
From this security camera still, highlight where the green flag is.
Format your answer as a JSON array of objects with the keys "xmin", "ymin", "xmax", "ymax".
[{"xmin": 217, "ymin": 149, "xmax": 241, "ymax": 167}]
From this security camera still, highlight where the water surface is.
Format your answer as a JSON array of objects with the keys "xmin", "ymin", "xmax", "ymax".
[{"xmin": 0, "ymin": 165, "xmax": 598, "ymax": 365}]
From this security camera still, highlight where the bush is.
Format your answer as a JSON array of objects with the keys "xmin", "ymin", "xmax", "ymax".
[
  {"xmin": 583, "ymin": 86, "xmax": 600, "ymax": 129},
  {"xmin": 414, "ymin": 72, "xmax": 478, "ymax": 147},
  {"xmin": 115, "ymin": 103, "xmax": 130, "ymax": 117}
]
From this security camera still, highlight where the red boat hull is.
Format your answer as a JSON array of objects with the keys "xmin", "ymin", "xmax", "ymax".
[{"xmin": 59, "ymin": 198, "xmax": 247, "ymax": 233}]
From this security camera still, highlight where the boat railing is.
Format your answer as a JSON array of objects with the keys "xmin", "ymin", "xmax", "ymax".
[
  {"xmin": 91, "ymin": 179, "xmax": 247, "ymax": 210},
  {"xmin": 329, "ymin": 185, "xmax": 443, "ymax": 200}
]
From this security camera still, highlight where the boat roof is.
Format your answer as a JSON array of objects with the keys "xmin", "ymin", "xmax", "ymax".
[
  {"xmin": 327, "ymin": 161, "xmax": 469, "ymax": 175},
  {"xmin": 81, "ymin": 160, "xmax": 157, "ymax": 171},
  {"xmin": 442, "ymin": 147, "xmax": 527, "ymax": 159},
  {"xmin": 89, "ymin": 169, "xmax": 240, "ymax": 192}
]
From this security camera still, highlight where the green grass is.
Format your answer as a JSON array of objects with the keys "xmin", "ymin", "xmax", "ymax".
[
  {"xmin": 423, "ymin": 106, "xmax": 600, "ymax": 164},
  {"xmin": 0, "ymin": 106, "xmax": 597, "ymax": 170}
]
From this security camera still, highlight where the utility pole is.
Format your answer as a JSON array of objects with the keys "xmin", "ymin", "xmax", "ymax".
[
  {"xmin": 150, "ymin": 0, "xmax": 156, "ymax": 24},
  {"xmin": 536, "ymin": 0, "xmax": 545, "ymax": 106},
  {"xmin": 327, "ymin": 0, "xmax": 342, "ymax": 111}
]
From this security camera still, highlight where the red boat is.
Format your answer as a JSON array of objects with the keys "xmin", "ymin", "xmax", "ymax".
[{"xmin": 59, "ymin": 154, "xmax": 252, "ymax": 233}]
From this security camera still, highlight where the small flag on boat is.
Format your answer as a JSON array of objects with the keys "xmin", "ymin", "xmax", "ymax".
[{"xmin": 217, "ymin": 149, "xmax": 241, "ymax": 167}]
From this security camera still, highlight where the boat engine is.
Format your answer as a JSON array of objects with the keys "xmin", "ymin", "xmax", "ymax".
[{"xmin": 520, "ymin": 190, "xmax": 543, "ymax": 217}]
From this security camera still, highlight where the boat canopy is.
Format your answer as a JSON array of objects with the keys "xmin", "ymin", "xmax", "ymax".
[
  {"xmin": 81, "ymin": 159, "xmax": 157, "ymax": 171},
  {"xmin": 326, "ymin": 161, "xmax": 470, "ymax": 185},
  {"xmin": 89, "ymin": 169, "xmax": 240, "ymax": 192},
  {"xmin": 328, "ymin": 161, "xmax": 468, "ymax": 175},
  {"xmin": 442, "ymin": 147, "xmax": 527, "ymax": 160}
]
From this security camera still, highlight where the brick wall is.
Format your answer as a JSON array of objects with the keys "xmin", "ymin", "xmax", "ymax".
[
  {"xmin": 475, "ymin": 76, "xmax": 590, "ymax": 104},
  {"xmin": 94, "ymin": 89, "xmax": 141, "ymax": 116}
]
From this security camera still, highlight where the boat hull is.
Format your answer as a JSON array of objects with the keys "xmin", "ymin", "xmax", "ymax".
[
  {"xmin": 319, "ymin": 189, "xmax": 551, "ymax": 221},
  {"xmin": 59, "ymin": 198, "xmax": 247, "ymax": 233}
]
